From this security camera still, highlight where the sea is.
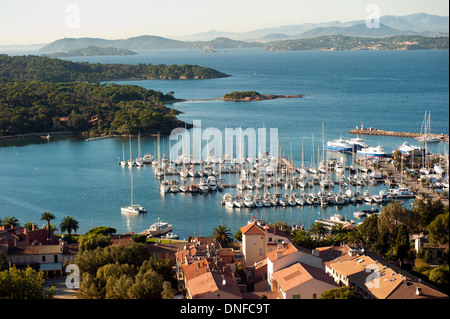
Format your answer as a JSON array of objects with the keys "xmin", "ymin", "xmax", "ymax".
[{"xmin": 0, "ymin": 48, "xmax": 448, "ymax": 239}]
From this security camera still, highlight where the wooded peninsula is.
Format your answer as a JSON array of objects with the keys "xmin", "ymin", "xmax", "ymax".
[{"xmin": 0, "ymin": 55, "xmax": 228, "ymax": 137}]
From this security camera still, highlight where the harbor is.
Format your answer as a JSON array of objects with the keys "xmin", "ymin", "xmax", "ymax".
[{"xmin": 119, "ymin": 131, "xmax": 448, "ymax": 231}]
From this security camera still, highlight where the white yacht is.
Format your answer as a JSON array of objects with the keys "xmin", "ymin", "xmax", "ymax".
[
  {"xmin": 398, "ymin": 141, "xmax": 422, "ymax": 155},
  {"xmin": 146, "ymin": 218, "xmax": 173, "ymax": 237},
  {"xmin": 357, "ymin": 145, "xmax": 387, "ymax": 158}
]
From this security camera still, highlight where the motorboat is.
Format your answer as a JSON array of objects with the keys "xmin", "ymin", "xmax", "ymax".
[
  {"xmin": 244, "ymin": 194, "xmax": 255, "ymax": 208},
  {"xmin": 159, "ymin": 180, "xmax": 170, "ymax": 194},
  {"xmin": 207, "ymin": 176, "xmax": 218, "ymax": 191},
  {"xmin": 346, "ymin": 136, "xmax": 368, "ymax": 150},
  {"xmin": 353, "ymin": 211, "xmax": 367, "ymax": 218},
  {"xmin": 142, "ymin": 153, "xmax": 154, "ymax": 164},
  {"xmin": 233, "ymin": 195, "xmax": 244, "ymax": 208},
  {"xmin": 198, "ymin": 179, "xmax": 210, "ymax": 193},
  {"xmin": 398, "ymin": 141, "xmax": 422, "ymax": 155},
  {"xmin": 323, "ymin": 138, "xmax": 353, "ymax": 153},
  {"xmin": 146, "ymin": 218, "xmax": 173, "ymax": 237},
  {"xmin": 357, "ymin": 145, "xmax": 387, "ymax": 158},
  {"xmin": 162, "ymin": 232, "xmax": 179, "ymax": 239}
]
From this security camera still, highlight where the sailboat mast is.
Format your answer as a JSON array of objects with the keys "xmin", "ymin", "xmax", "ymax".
[{"xmin": 130, "ymin": 171, "xmax": 134, "ymax": 206}]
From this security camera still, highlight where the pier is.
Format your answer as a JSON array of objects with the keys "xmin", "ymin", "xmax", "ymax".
[{"xmin": 349, "ymin": 127, "xmax": 449, "ymax": 142}]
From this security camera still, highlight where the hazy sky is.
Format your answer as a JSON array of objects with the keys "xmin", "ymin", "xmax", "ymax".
[{"xmin": 0, "ymin": 0, "xmax": 448, "ymax": 45}]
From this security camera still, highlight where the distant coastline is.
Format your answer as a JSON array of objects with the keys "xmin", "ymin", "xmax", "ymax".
[{"xmin": 42, "ymin": 46, "xmax": 138, "ymax": 58}]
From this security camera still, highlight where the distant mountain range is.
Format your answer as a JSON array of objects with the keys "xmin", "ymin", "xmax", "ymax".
[
  {"xmin": 36, "ymin": 12, "xmax": 448, "ymax": 53},
  {"xmin": 177, "ymin": 12, "xmax": 449, "ymax": 42}
]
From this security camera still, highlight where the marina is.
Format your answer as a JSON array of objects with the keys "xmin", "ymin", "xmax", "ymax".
[{"xmin": 119, "ymin": 132, "xmax": 444, "ymax": 221}]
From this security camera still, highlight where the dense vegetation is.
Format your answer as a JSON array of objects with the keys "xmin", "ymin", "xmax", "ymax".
[
  {"xmin": 0, "ymin": 54, "xmax": 228, "ymax": 83},
  {"xmin": 223, "ymin": 91, "xmax": 261, "ymax": 99},
  {"xmin": 263, "ymin": 35, "xmax": 449, "ymax": 51},
  {"xmin": 74, "ymin": 242, "xmax": 176, "ymax": 299},
  {"xmin": 0, "ymin": 80, "xmax": 188, "ymax": 136},
  {"xmin": 45, "ymin": 46, "xmax": 138, "ymax": 57}
]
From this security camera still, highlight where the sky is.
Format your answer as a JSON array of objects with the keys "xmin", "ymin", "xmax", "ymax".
[{"xmin": 0, "ymin": 0, "xmax": 448, "ymax": 45}]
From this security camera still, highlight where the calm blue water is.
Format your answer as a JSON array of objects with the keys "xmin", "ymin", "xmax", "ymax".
[{"xmin": 0, "ymin": 49, "xmax": 448, "ymax": 238}]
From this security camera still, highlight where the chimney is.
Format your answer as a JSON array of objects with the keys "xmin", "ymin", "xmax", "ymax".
[{"xmin": 416, "ymin": 287, "xmax": 422, "ymax": 296}]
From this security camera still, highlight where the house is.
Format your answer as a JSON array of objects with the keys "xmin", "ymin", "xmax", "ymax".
[
  {"xmin": 413, "ymin": 235, "xmax": 447, "ymax": 264},
  {"xmin": 322, "ymin": 244, "xmax": 448, "ymax": 299},
  {"xmin": 263, "ymin": 242, "xmax": 336, "ymax": 299},
  {"xmin": 185, "ymin": 271, "xmax": 242, "ymax": 299},
  {"xmin": 0, "ymin": 224, "xmax": 53, "ymax": 247},
  {"xmin": 270, "ymin": 262, "xmax": 338, "ymax": 299},
  {"xmin": 6, "ymin": 244, "xmax": 64, "ymax": 277},
  {"xmin": 240, "ymin": 220, "xmax": 290, "ymax": 270}
]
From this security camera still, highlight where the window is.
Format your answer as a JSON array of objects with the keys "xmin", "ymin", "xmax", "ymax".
[
  {"xmin": 42, "ymin": 256, "xmax": 46, "ymax": 262},
  {"xmin": 253, "ymin": 236, "xmax": 257, "ymax": 245},
  {"xmin": 293, "ymin": 295, "xmax": 301, "ymax": 299},
  {"xmin": 259, "ymin": 248, "xmax": 263, "ymax": 255},
  {"xmin": 313, "ymin": 294, "xmax": 317, "ymax": 299}
]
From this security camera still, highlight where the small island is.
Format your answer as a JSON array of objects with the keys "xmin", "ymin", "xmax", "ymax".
[
  {"xmin": 221, "ymin": 91, "xmax": 304, "ymax": 101},
  {"xmin": 44, "ymin": 46, "xmax": 138, "ymax": 58}
]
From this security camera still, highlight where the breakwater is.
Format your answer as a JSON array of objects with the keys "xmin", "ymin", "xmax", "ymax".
[{"xmin": 349, "ymin": 127, "xmax": 449, "ymax": 142}]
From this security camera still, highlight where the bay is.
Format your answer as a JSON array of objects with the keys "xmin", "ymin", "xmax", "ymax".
[{"xmin": 0, "ymin": 48, "xmax": 448, "ymax": 239}]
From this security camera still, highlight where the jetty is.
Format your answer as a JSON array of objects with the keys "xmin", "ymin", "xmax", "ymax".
[{"xmin": 349, "ymin": 127, "xmax": 449, "ymax": 142}]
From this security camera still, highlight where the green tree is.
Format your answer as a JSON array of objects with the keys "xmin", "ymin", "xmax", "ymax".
[
  {"xmin": 59, "ymin": 216, "xmax": 79, "ymax": 238},
  {"xmin": 86, "ymin": 226, "xmax": 117, "ymax": 236},
  {"xmin": 211, "ymin": 225, "xmax": 233, "ymax": 246},
  {"xmin": 130, "ymin": 268, "xmax": 165, "ymax": 299},
  {"xmin": 234, "ymin": 229, "xmax": 242, "ymax": 242},
  {"xmin": 40, "ymin": 212, "xmax": 55, "ymax": 238},
  {"xmin": 427, "ymin": 212, "xmax": 449, "ymax": 251},
  {"xmin": 429, "ymin": 266, "xmax": 449, "ymax": 286},
  {"xmin": 0, "ymin": 265, "xmax": 47, "ymax": 299},
  {"xmin": 320, "ymin": 286, "xmax": 363, "ymax": 299},
  {"xmin": 1, "ymin": 216, "xmax": 20, "ymax": 228},
  {"xmin": 79, "ymin": 233, "xmax": 112, "ymax": 251},
  {"xmin": 395, "ymin": 224, "xmax": 410, "ymax": 261},
  {"xmin": 359, "ymin": 214, "xmax": 379, "ymax": 244},
  {"xmin": 161, "ymin": 281, "xmax": 177, "ymax": 299},
  {"xmin": 0, "ymin": 250, "xmax": 8, "ymax": 271}
]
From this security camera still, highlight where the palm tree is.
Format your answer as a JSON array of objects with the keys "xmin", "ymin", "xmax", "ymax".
[
  {"xmin": 59, "ymin": 216, "xmax": 79, "ymax": 238},
  {"xmin": 40, "ymin": 212, "xmax": 55, "ymax": 238},
  {"xmin": 309, "ymin": 222, "xmax": 327, "ymax": 239},
  {"xmin": 1, "ymin": 216, "xmax": 20, "ymax": 228},
  {"xmin": 211, "ymin": 225, "xmax": 233, "ymax": 246}
]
